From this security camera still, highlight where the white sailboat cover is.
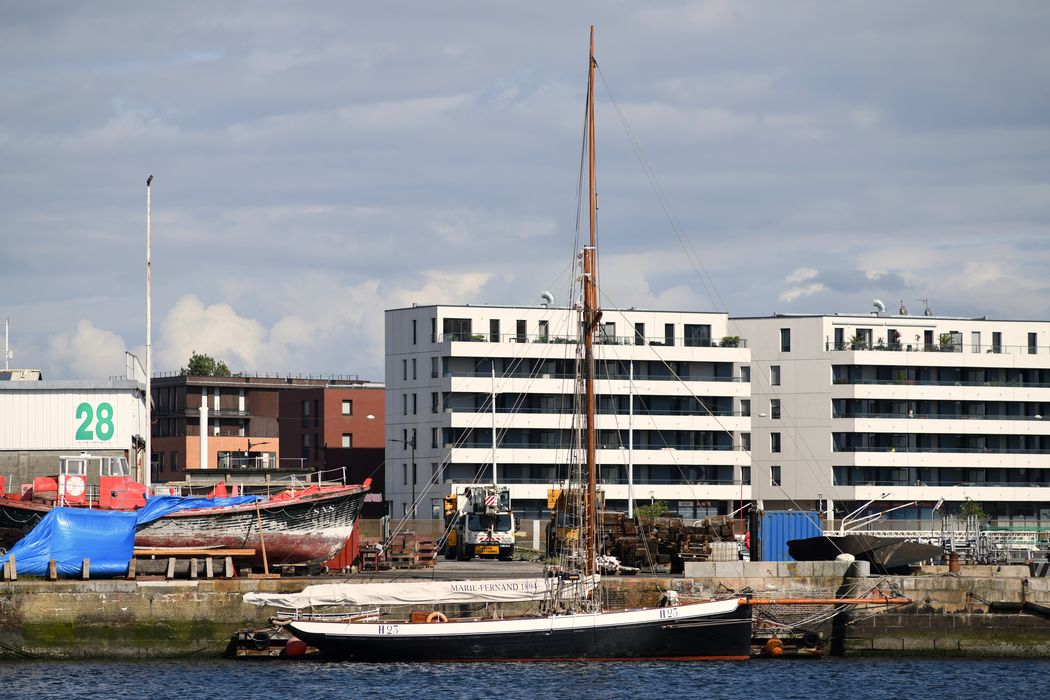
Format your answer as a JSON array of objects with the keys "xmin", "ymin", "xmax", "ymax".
[{"xmin": 243, "ymin": 575, "xmax": 600, "ymax": 609}]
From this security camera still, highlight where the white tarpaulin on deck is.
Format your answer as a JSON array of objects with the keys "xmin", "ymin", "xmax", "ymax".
[{"xmin": 243, "ymin": 576, "xmax": 600, "ymax": 609}]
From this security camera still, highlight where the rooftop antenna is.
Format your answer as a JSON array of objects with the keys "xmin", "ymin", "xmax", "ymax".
[
  {"xmin": 899, "ymin": 300, "xmax": 909, "ymax": 316},
  {"xmin": 919, "ymin": 297, "xmax": 934, "ymax": 317},
  {"xmin": 4, "ymin": 318, "xmax": 11, "ymax": 370}
]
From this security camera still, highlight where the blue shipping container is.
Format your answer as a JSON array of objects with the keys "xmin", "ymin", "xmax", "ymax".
[{"xmin": 760, "ymin": 511, "xmax": 822, "ymax": 561}]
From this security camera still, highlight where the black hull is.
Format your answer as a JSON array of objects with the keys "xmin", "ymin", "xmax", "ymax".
[
  {"xmin": 0, "ymin": 502, "xmax": 47, "ymax": 549},
  {"xmin": 290, "ymin": 604, "xmax": 752, "ymax": 661},
  {"xmin": 787, "ymin": 535, "xmax": 942, "ymax": 574}
]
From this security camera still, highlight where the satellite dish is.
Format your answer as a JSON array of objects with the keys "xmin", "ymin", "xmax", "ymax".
[{"xmin": 540, "ymin": 290, "xmax": 555, "ymax": 308}]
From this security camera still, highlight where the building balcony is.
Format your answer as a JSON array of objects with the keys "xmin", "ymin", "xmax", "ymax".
[
  {"xmin": 438, "ymin": 331, "xmax": 748, "ymax": 349},
  {"xmin": 849, "ymin": 483, "xmax": 1050, "ymax": 503},
  {"xmin": 827, "ymin": 342, "xmax": 1045, "ymax": 358},
  {"xmin": 447, "ymin": 446, "xmax": 750, "ymax": 466},
  {"xmin": 834, "ymin": 416, "xmax": 1050, "ymax": 436}
]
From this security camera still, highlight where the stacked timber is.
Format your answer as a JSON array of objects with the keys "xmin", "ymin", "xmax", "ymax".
[
  {"xmin": 385, "ymin": 533, "xmax": 437, "ymax": 569},
  {"xmin": 600, "ymin": 513, "xmax": 737, "ymax": 574}
]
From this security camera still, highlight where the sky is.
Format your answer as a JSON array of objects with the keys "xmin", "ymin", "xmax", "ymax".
[{"xmin": 2, "ymin": 1, "xmax": 1049, "ymax": 382}]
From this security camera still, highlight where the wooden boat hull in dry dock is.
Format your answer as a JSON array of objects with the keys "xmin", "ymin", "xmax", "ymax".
[
  {"xmin": 288, "ymin": 598, "xmax": 753, "ymax": 661},
  {"xmin": 134, "ymin": 484, "xmax": 369, "ymax": 567}
]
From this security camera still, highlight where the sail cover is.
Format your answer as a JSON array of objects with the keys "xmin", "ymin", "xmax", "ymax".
[{"xmin": 243, "ymin": 575, "xmax": 600, "ymax": 609}]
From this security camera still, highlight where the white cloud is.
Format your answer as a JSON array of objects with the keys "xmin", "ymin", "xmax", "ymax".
[{"xmin": 46, "ymin": 320, "xmax": 128, "ymax": 379}]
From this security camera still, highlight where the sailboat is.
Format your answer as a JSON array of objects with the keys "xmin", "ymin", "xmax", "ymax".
[{"xmin": 283, "ymin": 28, "xmax": 752, "ymax": 661}]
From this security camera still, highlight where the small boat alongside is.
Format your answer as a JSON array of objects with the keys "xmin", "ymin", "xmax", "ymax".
[{"xmin": 0, "ymin": 453, "xmax": 371, "ymax": 567}]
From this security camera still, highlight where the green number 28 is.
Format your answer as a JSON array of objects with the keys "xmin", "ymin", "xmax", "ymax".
[{"xmin": 75, "ymin": 402, "xmax": 115, "ymax": 441}]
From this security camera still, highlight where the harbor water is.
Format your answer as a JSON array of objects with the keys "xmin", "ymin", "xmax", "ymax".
[{"xmin": 6, "ymin": 658, "xmax": 1050, "ymax": 699}]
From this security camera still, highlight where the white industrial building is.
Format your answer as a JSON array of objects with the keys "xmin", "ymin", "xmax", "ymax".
[
  {"xmin": 386, "ymin": 304, "xmax": 752, "ymax": 520},
  {"xmin": 0, "ymin": 372, "xmax": 148, "ymax": 489},
  {"xmin": 735, "ymin": 310, "xmax": 1050, "ymax": 529}
]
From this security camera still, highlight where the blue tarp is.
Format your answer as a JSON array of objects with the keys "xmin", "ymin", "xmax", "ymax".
[{"xmin": 0, "ymin": 494, "xmax": 260, "ymax": 578}]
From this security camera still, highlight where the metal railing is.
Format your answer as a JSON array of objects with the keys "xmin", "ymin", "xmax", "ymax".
[
  {"xmin": 834, "ymin": 446, "xmax": 1050, "ymax": 454},
  {"xmin": 444, "ymin": 406, "xmax": 743, "ymax": 416},
  {"xmin": 438, "ymin": 332, "xmax": 747, "ymax": 348},
  {"xmin": 833, "ymin": 378, "xmax": 1050, "ymax": 389},
  {"xmin": 829, "ymin": 342, "xmax": 1045, "ymax": 356},
  {"xmin": 833, "ymin": 412, "xmax": 1049, "ymax": 422},
  {"xmin": 446, "ymin": 371, "xmax": 745, "ymax": 382}
]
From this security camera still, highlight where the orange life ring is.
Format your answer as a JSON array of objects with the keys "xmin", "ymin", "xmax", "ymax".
[{"xmin": 425, "ymin": 611, "xmax": 448, "ymax": 623}]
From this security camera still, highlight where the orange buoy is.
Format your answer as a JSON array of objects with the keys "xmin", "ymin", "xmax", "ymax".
[
  {"xmin": 284, "ymin": 637, "xmax": 308, "ymax": 658},
  {"xmin": 764, "ymin": 637, "xmax": 784, "ymax": 657}
]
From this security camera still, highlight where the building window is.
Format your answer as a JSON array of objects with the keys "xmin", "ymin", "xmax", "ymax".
[
  {"xmin": 402, "ymin": 428, "xmax": 407, "ymax": 448},
  {"xmin": 771, "ymin": 432, "xmax": 781, "ymax": 453},
  {"xmin": 971, "ymin": 331, "xmax": 981, "ymax": 354},
  {"xmin": 430, "ymin": 317, "xmax": 436, "ymax": 343},
  {"xmin": 770, "ymin": 465, "xmax": 781, "ymax": 487},
  {"xmin": 741, "ymin": 366, "xmax": 751, "ymax": 383},
  {"xmin": 490, "ymin": 319, "xmax": 500, "ymax": 343},
  {"xmin": 992, "ymin": 332, "xmax": 1002, "ymax": 353},
  {"xmin": 342, "ymin": 433, "xmax": 352, "ymax": 448},
  {"xmin": 833, "ymin": 327, "xmax": 844, "ymax": 350},
  {"xmin": 516, "ymin": 320, "xmax": 527, "ymax": 343},
  {"xmin": 412, "ymin": 358, "xmax": 417, "ymax": 380},
  {"xmin": 342, "ymin": 400, "xmax": 353, "ymax": 416},
  {"xmin": 741, "ymin": 399, "xmax": 751, "ymax": 417},
  {"xmin": 634, "ymin": 322, "xmax": 646, "ymax": 346},
  {"xmin": 412, "ymin": 394, "xmax": 417, "ymax": 415},
  {"xmin": 443, "ymin": 317, "xmax": 473, "ymax": 342},
  {"xmin": 664, "ymin": 323, "xmax": 675, "ymax": 346},
  {"xmin": 770, "ymin": 399, "xmax": 781, "ymax": 419},
  {"xmin": 170, "ymin": 452, "xmax": 178, "ymax": 472},
  {"xmin": 1029, "ymin": 332, "xmax": 1038, "ymax": 355},
  {"xmin": 780, "ymin": 328, "xmax": 791, "ymax": 352},
  {"xmin": 741, "ymin": 466, "xmax": 751, "ymax": 485},
  {"xmin": 403, "ymin": 463, "xmax": 408, "ymax": 485},
  {"xmin": 402, "ymin": 394, "xmax": 407, "ymax": 416},
  {"xmin": 684, "ymin": 324, "xmax": 712, "ymax": 347},
  {"xmin": 431, "ymin": 356, "xmax": 439, "ymax": 378},
  {"xmin": 412, "ymin": 319, "xmax": 417, "ymax": 345},
  {"xmin": 601, "ymin": 322, "xmax": 616, "ymax": 343},
  {"xmin": 432, "ymin": 427, "xmax": 439, "ymax": 449},
  {"xmin": 770, "ymin": 365, "xmax": 781, "ymax": 386},
  {"xmin": 741, "ymin": 432, "xmax": 751, "ymax": 451},
  {"xmin": 302, "ymin": 433, "xmax": 311, "ymax": 459},
  {"xmin": 539, "ymin": 320, "xmax": 550, "ymax": 342},
  {"xmin": 402, "ymin": 359, "xmax": 408, "ymax": 381}
]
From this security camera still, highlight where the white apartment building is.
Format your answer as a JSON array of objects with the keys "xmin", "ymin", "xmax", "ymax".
[
  {"xmin": 735, "ymin": 311, "xmax": 1050, "ymax": 528},
  {"xmin": 385, "ymin": 304, "xmax": 752, "ymax": 520}
]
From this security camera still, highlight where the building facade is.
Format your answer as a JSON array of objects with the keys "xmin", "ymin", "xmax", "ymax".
[
  {"xmin": 386, "ymin": 304, "xmax": 752, "ymax": 520},
  {"xmin": 0, "ymin": 373, "xmax": 148, "ymax": 488},
  {"xmin": 735, "ymin": 312, "xmax": 1050, "ymax": 528},
  {"xmin": 278, "ymin": 383, "xmax": 385, "ymax": 480},
  {"xmin": 151, "ymin": 375, "xmax": 382, "ymax": 483}
]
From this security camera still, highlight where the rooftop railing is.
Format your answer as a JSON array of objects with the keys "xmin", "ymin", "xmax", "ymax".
[
  {"xmin": 439, "ymin": 332, "xmax": 747, "ymax": 348},
  {"xmin": 829, "ymin": 341, "xmax": 1045, "ymax": 357},
  {"xmin": 445, "ymin": 371, "xmax": 745, "ymax": 382}
]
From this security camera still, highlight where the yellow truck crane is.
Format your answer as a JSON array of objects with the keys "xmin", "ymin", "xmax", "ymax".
[{"xmin": 442, "ymin": 485, "xmax": 516, "ymax": 561}]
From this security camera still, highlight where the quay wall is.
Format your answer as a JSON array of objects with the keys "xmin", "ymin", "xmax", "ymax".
[{"xmin": 2, "ymin": 563, "xmax": 1049, "ymax": 658}]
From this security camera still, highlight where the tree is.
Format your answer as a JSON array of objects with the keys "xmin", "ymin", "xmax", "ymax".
[
  {"xmin": 180, "ymin": 351, "xmax": 232, "ymax": 377},
  {"xmin": 636, "ymin": 500, "xmax": 669, "ymax": 519}
]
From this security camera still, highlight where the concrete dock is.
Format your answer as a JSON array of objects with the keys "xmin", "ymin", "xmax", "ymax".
[{"xmin": 2, "ymin": 560, "xmax": 1049, "ymax": 658}]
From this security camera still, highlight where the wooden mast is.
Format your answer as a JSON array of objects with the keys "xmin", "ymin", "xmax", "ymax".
[{"xmin": 584, "ymin": 25, "xmax": 599, "ymax": 579}]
